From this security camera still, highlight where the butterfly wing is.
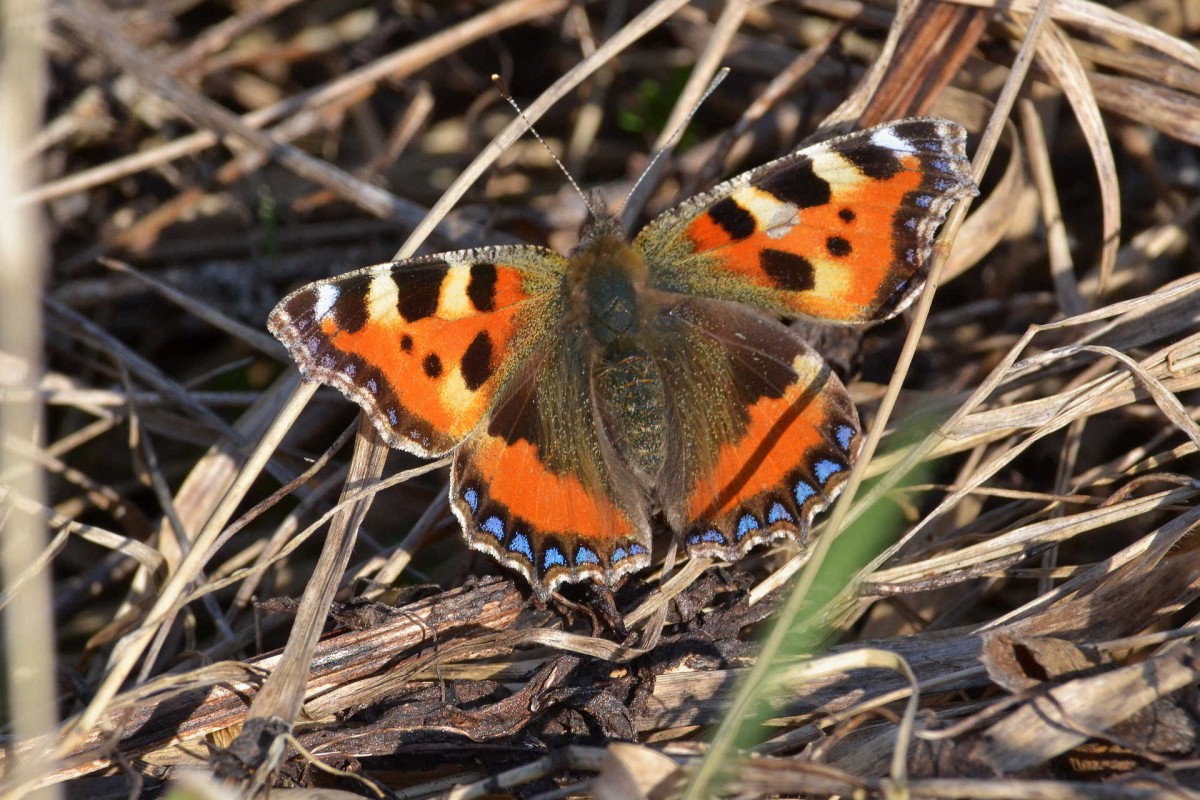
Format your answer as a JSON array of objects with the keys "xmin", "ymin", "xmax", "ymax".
[
  {"xmin": 268, "ymin": 246, "xmax": 565, "ymax": 457},
  {"xmin": 636, "ymin": 118, "xmax": 976, "ymax": 324},
  {"xmin": 641, "ymin": 295, "xmax": 860, "ymax": 560},
  {"xmin": 450, "ymin": 333, "xmax": 651, "ymax": 599}
]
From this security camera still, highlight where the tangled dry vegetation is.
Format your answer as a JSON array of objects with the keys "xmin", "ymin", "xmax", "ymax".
[{"xmin": 3, "ymin": 0, "xmax": 1200, "ymax": 797}]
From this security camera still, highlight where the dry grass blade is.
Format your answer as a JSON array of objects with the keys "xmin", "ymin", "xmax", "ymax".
[
  {"xmin": 1034, "ymin": 21, "xmax": 1121, "ymax": 295},
  {"xmin": 1019, "ymin": 99, "xmax": 1085, "ymax": 315},
  {"xmin": 22, "ymin": 0, "xmax": 569, "ymax": 210},
  {"xmin": 399, "ymin": 0, "xmax": 694, "ymax": 258},
  {"xmin": 977, "ymin": 641, "xmax": 1198, "ymax": 772},
  {"xmin": 9, "ymin": 0, "xmax": 1200, "ymax": 796},
  {"xmin": 222, "ymin": 416, "xmax": 387, "ymax": 779}
]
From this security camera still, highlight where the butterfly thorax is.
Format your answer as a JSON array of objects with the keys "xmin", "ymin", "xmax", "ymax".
[
  {"xmin": 567, "ymin": 214, "xmax": 645, "ymax": 343},
  {"xmin": 566, "ymin": 212, "xmax": 668, "ymax": 483}
]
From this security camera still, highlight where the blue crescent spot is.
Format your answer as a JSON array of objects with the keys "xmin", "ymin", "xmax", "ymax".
[
  {"xmin": 575, "ymin": 546, "xmax": 600, "ymax": 566},
  {"xmin": 612, "ymin": 546, "xmax": 628, "ymax": 563},
  {"xmin": 508, "ymin": 531, "xmax": 532, "ymax": 560},
  {"xmin": 700, "ymin": 529, "xmax": 724, "ymax": 544},
  {"xmin": 794, "ymin": 480, "xmax": 817, "ymax": 505},
  {"xmin": 628, "ymin": 543, "xmax": 647, "ymax": 556},
  {"xmin": 736, "ymin": 514, "xmax": 760, "ymax": 541},
  {"xmin": 463, "ymin": 487, "xmax": 479, "ymax": 513},
  {"xmin": 543, "ymin": 546, "xmax": 567, "ymax": 570},
  {"xmin": 815, "ymin": 459, "xmax": 843, "ymax": 484},
  {"xmin": 387, "ymin": 408, "xmax": 399, "ymax": 426},
  {"xmin": 481, "ymin": 516, "xmax": 505, "ymax": 541},
  {"xmin": 768, "ymin": 503, "xmax": 793, "ymax": 523},
  {"xmin": 835, "ymin": 425, "xmax": 855, "ymax": 453}
]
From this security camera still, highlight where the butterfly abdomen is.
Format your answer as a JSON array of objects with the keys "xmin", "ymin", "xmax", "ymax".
[{"xmin": 595, "ymin": 347, "xmax": 667, "ymax": 482}]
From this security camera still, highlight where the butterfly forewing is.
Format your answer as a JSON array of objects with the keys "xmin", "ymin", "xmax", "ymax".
[
  {"xmin": 268, "ymin": 247, "xmax": 565, "ymax": 457},
  {"xmin": 636, "ymin": 118, "xmax": 976, "ymax": 324}
]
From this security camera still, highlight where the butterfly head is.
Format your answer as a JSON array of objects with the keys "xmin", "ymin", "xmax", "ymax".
[
  {"xmin": 574, "ymin": 194, "xmax": 627, "ymax": 246},
  {"xmin": 565, "ymin": 202, "xmax": 652, "ymax": 349}
]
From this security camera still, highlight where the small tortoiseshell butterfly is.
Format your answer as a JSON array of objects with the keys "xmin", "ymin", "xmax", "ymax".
[{"xmin": 269, "ymin": 117, "xmax": 977, "ymax": 599}]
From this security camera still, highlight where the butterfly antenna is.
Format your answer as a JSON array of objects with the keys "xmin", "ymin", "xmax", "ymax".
[
  {"xmin": 616, "ymin": 67, "xmax": 730, "ymax": 218},
  {"xmin": 492, "ymin": 74, "xmax": 597, "ymax": 218}
]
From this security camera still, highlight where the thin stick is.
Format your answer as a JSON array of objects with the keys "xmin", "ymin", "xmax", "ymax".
[{"xmin": 619, "ymin": 0, "xmax": 751, "ymax": 228}]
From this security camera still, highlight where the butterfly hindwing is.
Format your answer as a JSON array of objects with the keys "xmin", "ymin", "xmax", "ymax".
[
  {"xmin": 450, "ymin": 335, "xmax": 651, "ymax": 598},
  {"xmin": 644, "ymin": 295, "xmax": 861, "ymax": 560},
  {"xmin": 637, "ymin": 118, "xmax": 976, "ymax": 324},
  {"xmin": 268, "ymin": 247, "xmax": 565, "ymax": 457}
]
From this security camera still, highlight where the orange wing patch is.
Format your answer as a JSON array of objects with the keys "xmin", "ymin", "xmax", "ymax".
[
  {"xmin": 448, "ymin": 334, "xmax": 654, "ymax": 600},
  {"xmin": 268, "ymin": 249, "xmax": 563, "ymax": 457},
  {"xmin": 686, "ymin": 151, "xmax": 925, "ymax": 320},
  {"xmin": 452, "ymin": 429, "xmax": 650, "ymax": 599}
]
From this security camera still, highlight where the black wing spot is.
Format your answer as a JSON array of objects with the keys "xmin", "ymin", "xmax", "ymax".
[
  {"xmin": 423, "ymin": 353, "xmax": 443, "ymax": 378},
  {"xmin": 467, "ymin": 263, "xmax": 498, "ymax": 312},
  {"xmin": 826, "ymin": 236, "xmax": 852, "ymax": 257},
  {"xmin": 398, "ymin": 261, "xmax": 449, "ymax": 322},
  {"xmin": 460, "ymin": 331, "xmax": 494, "ymax": 391},
  {"xmin": 757, "ymin": 158, "xmax": 831, "ymax": 208},
  {"xmin": 838, "ymin": 207, "xmax": 856, "ymax": 223},
  {"xmin": 760, "ymin": 248, "xmax": 815, "ymax": 292},
  {"xmin": 844, "ymin": 143, "xmax": 902, "ymax": 181},
  {"xmin": 331, "ymin": 274, "xmax": 371, "ymax": 333},
  {"xmin": 707, "ymin": 197, "xmax": 756, "ymax": 240},
  {"xmin": 400, "ymin": 334, "xmax": 413, "ymax": 353}
]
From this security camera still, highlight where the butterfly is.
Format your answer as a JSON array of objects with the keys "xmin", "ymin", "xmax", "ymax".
[{"xmin": 268, "ymin": 117, "xmax": 977, "ymax": 600}]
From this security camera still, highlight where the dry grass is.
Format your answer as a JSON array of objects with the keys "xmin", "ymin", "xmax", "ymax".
[{"xmin": 3, "ymin": 0, "xmax": 1200, "ymax": 797}]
